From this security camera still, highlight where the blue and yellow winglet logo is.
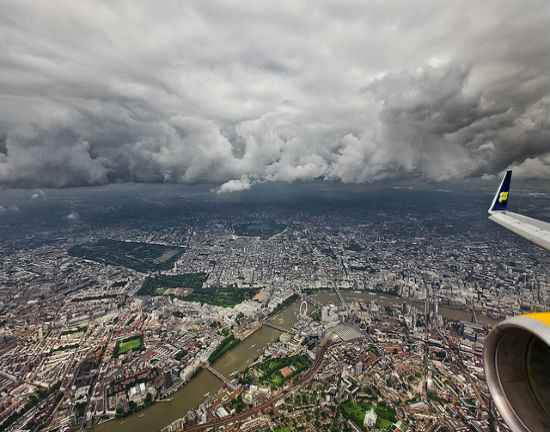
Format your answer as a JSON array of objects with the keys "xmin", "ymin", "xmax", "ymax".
[{"xmin": 499, "ymin": 192, "xmax": 508, "ymax": 203}]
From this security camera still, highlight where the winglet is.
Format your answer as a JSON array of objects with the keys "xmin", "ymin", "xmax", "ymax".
[{"xmin": 489, "ymin": 170, "xmax": 512, "ymax": 213}]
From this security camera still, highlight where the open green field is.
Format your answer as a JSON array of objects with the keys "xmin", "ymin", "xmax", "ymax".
[
  {"xmin": 137, "ymin": 275, "xmax": 256, "ymax": 307},
  {"xmin": 113, "ymin": 335, "xmax": 144, "ymax": 357},
  {"xmin": 136, "ymin": 273, "xmax": 207, "ymax": 296},
  {"xmin": 341, "ymin": 399, "xmax": 397, "ymax": 431},
  {"xmin": 341, "ymin": 400, "xmax": 367, "ymax": 429},
  {"xmin": 376, "ymin": 418, "xmax": 393, "ymax": 429},
  {"xmin": 310, "ymin": 311, "xmax": 321, "ymax": 321},
  {"xmin": 68, "ymin": 239, "xmax": 185, "ymax": 273},
  {"xmin": 257, "ymin": 354, "xmax": 312, "ymax": 389},
  {"xmin": 119, "ymin": 338, "xmax": 141, "ymax": 353},
  {"xmin": 271, "ymin": 373, "xmax": 284, "ymax": 388},
  {"xmin": 184, "ymin": 284, "xmax": 258, "ymax": 308},
  {"xmin": 233, "ymin": 221, "xmax": 287, "ymax": 239}
]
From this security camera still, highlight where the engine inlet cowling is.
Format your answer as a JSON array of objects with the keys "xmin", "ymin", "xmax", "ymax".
[{"xmin": 484, "ymin": 313, "xmax": 550, "ymax": 432}]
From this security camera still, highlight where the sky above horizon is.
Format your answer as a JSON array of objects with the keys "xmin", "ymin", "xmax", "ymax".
[{"xmin": 0, "ymin": 0, "xmax": 549, "ymax": 191}]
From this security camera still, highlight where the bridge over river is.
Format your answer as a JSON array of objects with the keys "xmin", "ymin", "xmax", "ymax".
[
  {"xmin": 202, "ymin": 364, "xmax": 232, "ymax": 387},
  {"xmin": 262, "ymin": 321, "xmax": 298, "ymax": 335}
]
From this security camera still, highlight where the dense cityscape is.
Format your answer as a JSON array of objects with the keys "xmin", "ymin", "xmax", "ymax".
[
  {"xmin": 0, "ymin": 182, "xmax": 548, "ymax": 432},
  {"xmin": 1, "ymin": 1, "xmax": 549, "ymax": 431}
]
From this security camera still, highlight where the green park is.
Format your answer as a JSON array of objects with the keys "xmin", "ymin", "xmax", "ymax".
[
  {"xmin": 68, "ymin": 239, "xmax": 185, "ymax": 273},
  {"xmin": 257, "ymin": 354, "xmax": 312, "ymax": 390},
  {"xmin": 233, "ymin": 221, "xmax": 287, "ymax": 239},
  {"xmin": 113, "ymin": 334, "xmax": 144, "ymax": 357},
  {"xmin": 340, "ymin": 398, "xmax": 397, "ymax": 431},
  {"xmin": 137, "ymin": 274, "xmax": 258, "ymax": 308}
]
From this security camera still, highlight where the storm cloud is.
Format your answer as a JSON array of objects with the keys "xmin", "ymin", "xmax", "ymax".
[{"xmin": 0, "ymin": 0, "xmax": 548, "ymax": 189}]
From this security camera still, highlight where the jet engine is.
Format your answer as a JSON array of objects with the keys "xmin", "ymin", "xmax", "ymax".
[{"xmin": 484, "ymin": 312, "xmax": 549, "ymax": 432}]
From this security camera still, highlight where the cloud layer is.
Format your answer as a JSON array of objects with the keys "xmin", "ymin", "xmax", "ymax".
[{"xmin": 0, "ymin": 0, "xmax": 548, "ymax": 189}]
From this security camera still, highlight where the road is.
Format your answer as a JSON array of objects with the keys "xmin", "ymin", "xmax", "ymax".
[{"xmin": 436, "ymin": 329, "xmax": 488, "ymax": 411}]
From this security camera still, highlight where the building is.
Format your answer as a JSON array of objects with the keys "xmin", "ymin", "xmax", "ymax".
[{"xmin": 364, "ymin": 408, "xmax": 377, "ymax": 428}]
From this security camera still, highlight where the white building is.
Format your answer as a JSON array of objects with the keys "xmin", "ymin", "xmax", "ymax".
[
  {"xmin": 321, "ymin": 304, "xmax": 339, "ymax": 324},
  {"xmin": 363, "ymin": 408, "xmax": 377, "ymax": 428}
]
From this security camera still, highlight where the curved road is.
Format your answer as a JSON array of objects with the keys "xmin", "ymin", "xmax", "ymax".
[{"xmin": 179, "ymin": 337, "xmax": 363, "ymax": 432}]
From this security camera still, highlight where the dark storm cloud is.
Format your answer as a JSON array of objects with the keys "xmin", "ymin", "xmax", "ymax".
[{"xmin": 0, "ymin": 0, "xmax": 548, "ymax": 189}]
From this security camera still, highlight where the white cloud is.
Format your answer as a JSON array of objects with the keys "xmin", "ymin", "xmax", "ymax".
[
  {"xmin": 30, "ymin": 190, "xmax": 45, "ymax": 199},
  {"xmin": 0, "ymin": 1, "xmax": 547, "ymax": 188},
  {"xmin": 507, "ymin": 154, "xmax": 550, "ymax": 180},
  {"xmin": 66, "ymin": 211, "xmax": 80, "ymax": 221},
  {"xmin": 217, "ymin": 176, "xmax": 254, "ymax": 193}
]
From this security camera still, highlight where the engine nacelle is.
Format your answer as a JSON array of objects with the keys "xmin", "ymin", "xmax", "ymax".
[{"xmin": 484, "ymin": 312, "xmax": 550, "ymax": 432}]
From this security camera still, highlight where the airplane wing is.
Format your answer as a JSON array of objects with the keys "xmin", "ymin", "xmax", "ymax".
[{"xmin": 488, "ymin": 170, "xmax": 550, "ymax": 250}]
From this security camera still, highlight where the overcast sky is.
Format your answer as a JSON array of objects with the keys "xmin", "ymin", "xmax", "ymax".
[{"xmin": 0, "ymin": 0, "xmax": 548, "ymax": 190}]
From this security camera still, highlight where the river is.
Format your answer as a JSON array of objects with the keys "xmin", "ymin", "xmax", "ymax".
[
  {"xmin": 93, "ymin": 302, "xmax": 300, "ymax": 432},
  {"xmin": 312, "ymin": 290, "xmax": 498, "ymax": 327},
  {"xmin": 93, "ymin": 291, "xmax": 496, "ymax": 432}
]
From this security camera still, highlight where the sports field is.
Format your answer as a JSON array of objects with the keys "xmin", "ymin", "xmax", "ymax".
[{"xmin": 113, "ymin": 335, "xmax": 144, "ymax": 357}]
